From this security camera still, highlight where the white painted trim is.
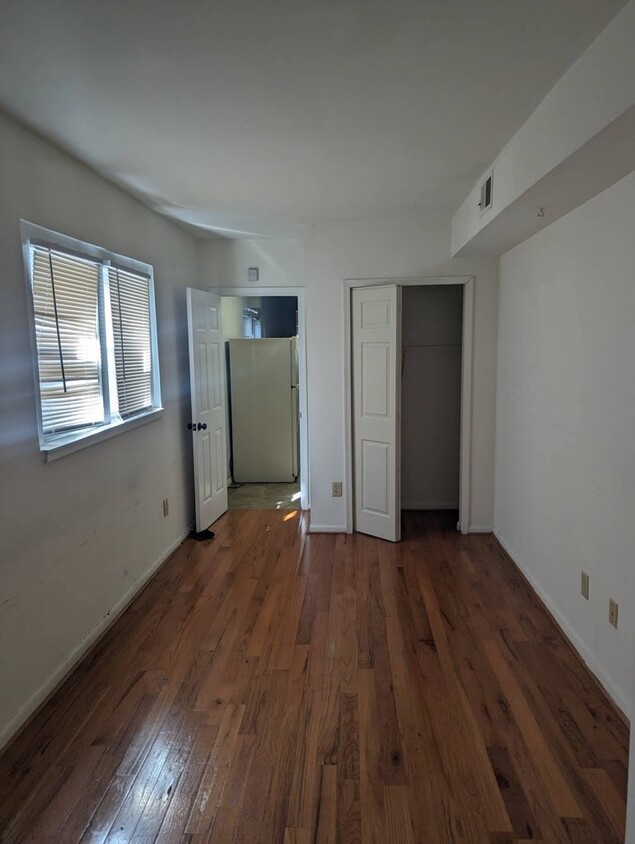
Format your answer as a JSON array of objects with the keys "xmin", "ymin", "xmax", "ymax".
[
  {"xmin": 459, "ymin": 279, "xmax": 474, "ymax": 534},
  {"xmin": 0, "ymin": 526, "xmax": 190, "ymax": 752},
  {"xmin": 343, "ymin": 282, "xmax": 354, "ymax": 534},
  {"xmin": 495, "ymin": 529, "xmax": 629, "ymax": 718},
  {"xmin": 343, "ymin": 276, "xmax": 474, "ymax": 536},
  {"xmin": 469, "ymin": 525, "xmax": 493, "ymax": 534},
  {"xmin": 43, "ymin": 408, "xmax": 164, "ymax": 461},
  {"xmin": 211, "ymin": 286, "xmax": 310, "ymax": 512},
  {"xmin": 346, "ymin": 275, "xmax": 473, "ymax": 287},
  {"xmin": 309, "ymin": 524, "xmax": 347, "ymax": 534}
]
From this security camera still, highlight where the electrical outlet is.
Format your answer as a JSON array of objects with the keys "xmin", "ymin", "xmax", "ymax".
[
  {"xmin": 609, "ymin": 599, "xmax": 619, "ymax": 629},
  {"xmin": 581, "ymin": 571, "xmax": 589, "ymax": 600},
  {"xmin": 331, "ymin": 481, "xmax": 343, "ymax": 498},
  {"xmin": 162, "ymin": 498, "xmax": 169, "ymax": 517}
]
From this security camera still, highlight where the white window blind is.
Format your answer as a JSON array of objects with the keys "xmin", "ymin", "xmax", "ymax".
[
  {"xmin": 24, "ymin": 222, "xmax": 162, "ymax": 459},
  {"xmin": 109, "ymin": 267, "xmax": 153, "ymax": 418},
  {"xmin": 31, "ymin": 247, "xmax": 104, "ymax": 434}
]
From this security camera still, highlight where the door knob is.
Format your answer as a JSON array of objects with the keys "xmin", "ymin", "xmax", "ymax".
[
  {"xmin": 187, "ymin": 422, "xmax": 194, "ymax": 430},
  {"xmin": 197, "ymin": 422, "xmax": 207, "ymax": 431}
]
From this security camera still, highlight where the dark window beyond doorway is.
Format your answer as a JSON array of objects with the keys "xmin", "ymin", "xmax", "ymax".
[{"xmin": 259, "ymin": 296, "xmax": 298, "ymax": 338}]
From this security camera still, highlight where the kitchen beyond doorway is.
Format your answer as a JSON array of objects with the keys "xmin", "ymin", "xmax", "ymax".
[
  {"xmin": 221, "ymin": 294, "xmax": 301, "ymax": 511},
  {"xmin": 213, "ymin": 285, "xmax": 309, "ymax": 513}
]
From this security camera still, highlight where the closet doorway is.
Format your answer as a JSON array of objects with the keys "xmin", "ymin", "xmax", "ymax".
[
  {"xmin": 401, "ymin": 285, "xmax": 463, "ymax": 513},
  {"xmin": 345, "ymin": 276, "xmax": 473, "ymax": 540}
]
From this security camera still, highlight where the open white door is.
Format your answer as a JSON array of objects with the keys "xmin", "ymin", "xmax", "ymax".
[
  {"xmin": 186, "ymin": 288, "xmax": 228, "ymax": 534},
  {"xmin": 352, "ymin": 284, "xmax": 402, "ymax": 542}
]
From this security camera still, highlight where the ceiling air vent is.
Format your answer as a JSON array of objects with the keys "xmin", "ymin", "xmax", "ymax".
[{"xmin": 478, "ymin": 171, "xmax": 493, "ymax": 216}]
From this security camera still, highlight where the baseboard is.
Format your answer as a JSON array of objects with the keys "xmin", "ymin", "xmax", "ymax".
[
  {"xmin": 494, "ymin": 529, "xmax": 629, "ymax": 722},
  {"xmin": 309, "ymin": 524, "xmax": 347, "ymax": 534},
  {"xmin": 469, "ymin": 525, "xmax": 493, "ymax": 534},
  {"xmin": 0, "ymin": 526, "xmax": 191, "ymax": 753}
]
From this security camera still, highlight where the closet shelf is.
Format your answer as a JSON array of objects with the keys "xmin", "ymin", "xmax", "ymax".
[{"xmin": 403, "ymin": 343, "xmax": 461, "ymax": 348}]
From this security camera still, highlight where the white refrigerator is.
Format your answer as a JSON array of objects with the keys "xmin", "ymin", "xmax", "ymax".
[{"xmin": 229, "ymin": 338, "xmax": 299, "ymax": 482}]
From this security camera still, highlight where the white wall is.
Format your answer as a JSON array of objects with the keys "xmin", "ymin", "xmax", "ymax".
[
  {"xmin": 221, "ymin": 296, "xmax": 245, "ymax": 340},
  {"xmin": 201, "ymin": 237, "xmax": 304, "ymax": 288},
  {"xmin": 451, "ymin": 0, "xmax": 635, "ymax": 256},
  {"xmin": 495, "ymin": 170, "xmax": 635, "ymax": 714},
  {"xmin": 401, "ymin": 285, "xmax": 462, "ymax": 510},
  {"xmin": 199, "ymin": 217, "xmax": 499, "ymax": 532},
  {"xmin": 219, "ymin": 297, "xmax": 244, "ymax": 478},
  {"xmin": 0, "ymin": 113, "xmax": 197, "ymax": 746}
]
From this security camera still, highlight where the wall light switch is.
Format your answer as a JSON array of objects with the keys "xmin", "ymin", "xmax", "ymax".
[
  {"xmin": 332, "ymin": 481, "xmax": 343, "ymax": 498},
  {"xmin": 248, "ymin": 267, "xmax": 259, "ymax": 283}
]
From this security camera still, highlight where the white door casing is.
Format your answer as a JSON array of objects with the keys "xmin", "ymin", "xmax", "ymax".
[
  {"xmin": 352, "ymin": 284, "xmax": 402, "ymax": 542},
  {"xmin": 186, "ymin": 288, "xmax": 228, "ymax": 532}
]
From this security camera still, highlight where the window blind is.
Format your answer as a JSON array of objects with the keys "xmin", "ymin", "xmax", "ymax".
[
  {"xmin": 31, "ymin": 248, "xmax": 104, "ymax": 433},
  {"xmin": 109, "ymin": 267, "xmax": 153, "ymax": 418}
]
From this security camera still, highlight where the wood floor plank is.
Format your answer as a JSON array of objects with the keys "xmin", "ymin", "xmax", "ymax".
[
  {"xmin": 384, "ymin": 785, "xmax": 415, "ymax": 844},
  {"xmin": 0, "ymin": 509, "xmax": 627, "ymax": 842},
  {"xmin": 485, "ymin": 639, "xmax": 584, "ymax": 819},
  {"xmin": 185, "ymin": 703, "xmax": 245, "ymax": 835},
  {"xmin": 583, "ymin": 766, "xmax": 627, "ymax": 838},
  {"xmin": 284, "ymin": 828, "xmax": 310, "ymax": 844},
  {"xmin": 153, "ymin": 725, "xmax": 217, "ymax": 844},
  {"xmin": 336, "ymin": 777, "xmax": 361, "ymax": 844},
  {"xmin": 358, "ymin": 667, "xmax": 387, "ymax": 843},
  {"xmin": 315, "ymin": 764, "xmax": 337, "ymax": 844}
]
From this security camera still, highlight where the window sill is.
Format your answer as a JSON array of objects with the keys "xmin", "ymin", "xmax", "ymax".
[{"xmin": 42, "ymin": 408, "xmax": 164, "ymax": 462}]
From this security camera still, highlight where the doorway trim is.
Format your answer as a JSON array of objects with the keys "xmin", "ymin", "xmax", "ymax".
[
  {"xmin": 210, "ymin": 286, "xmax": 310, "ymax": 512},
  {"xmin": 343, "ymin": 276, "xmax": 474, "ymax": 535}
]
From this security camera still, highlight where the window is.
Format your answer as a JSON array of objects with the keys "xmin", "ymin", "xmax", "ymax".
[
  {"xmin": 242, "ymin": 306, "xmax": 262, "ymax": 338},
  {"xmin": 22, "ymin": 222, "xmax": 162, "ymax": 460}
]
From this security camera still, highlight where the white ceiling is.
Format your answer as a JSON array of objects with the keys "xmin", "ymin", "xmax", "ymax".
[{"xmin": 0, "ymin": 0, "xmax": 626, "ymax": 238}]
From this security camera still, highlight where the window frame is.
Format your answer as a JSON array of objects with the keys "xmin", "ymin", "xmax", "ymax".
[{"xmin": 21, "ymin": 221, "xmax": 163, "ymax": 461}]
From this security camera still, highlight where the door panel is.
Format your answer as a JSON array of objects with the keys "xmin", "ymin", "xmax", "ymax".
[
  {"xmin": 352, "ymin": 285, "xmax": 401, "ymax": 542},
  {"xmin": 361, "ymin": 439, "xmax": 390, "ymax": 514},
  {"xmin": 362, "ymin": 343, "xmax": 390, "ymax": 416},
  {"xmin": 187, "ymin": 288, "xmax": 228, "ymax": 532}
]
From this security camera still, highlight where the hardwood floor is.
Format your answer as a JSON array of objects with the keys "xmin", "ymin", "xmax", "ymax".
[{"xmin": 0, "ymin": 510, "xmax": 628, "ymax": 842}]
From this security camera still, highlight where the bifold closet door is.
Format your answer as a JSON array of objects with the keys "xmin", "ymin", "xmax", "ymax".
[{"xmin": 352, "ymin": 284, "xmax": 401, "ymax": 542}]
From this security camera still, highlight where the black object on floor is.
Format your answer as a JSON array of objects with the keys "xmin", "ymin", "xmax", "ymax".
[{"xmin": 191, "ymin": 528, "xmax": 215, "ymax": 541}]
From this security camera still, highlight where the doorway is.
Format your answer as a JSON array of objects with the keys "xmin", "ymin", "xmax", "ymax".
[
  {"xmin": 213, "ymin": 286, "xmax": 309, "ymax": 512},
  {"xmin": 344, "ymin": 276, "xmax": 474, "ymax": 539},
  {"xmin": 221, "ymin": 295, "xmax": 300, "ymax": 510}
]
